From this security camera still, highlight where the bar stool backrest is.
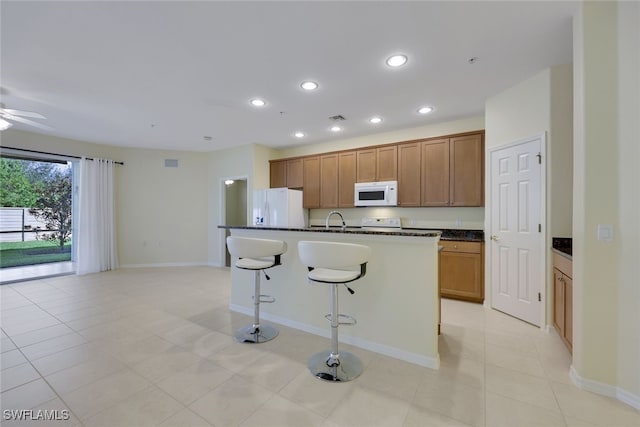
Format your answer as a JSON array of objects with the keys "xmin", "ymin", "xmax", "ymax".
[
  {"xmin": 227, "ymin": 236, "xmax": 287, "ymax": 259},
  {"xmin": 298, "ymin": 241, "xmax": 371, "ymax": 269}
]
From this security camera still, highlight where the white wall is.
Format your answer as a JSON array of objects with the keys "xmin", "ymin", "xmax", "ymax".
[
  {"xmin": 117, "ymin": 148, "xmax": 208, "ymax": 267},
  {"xmin": 616, "ymin": 0, "xmax": 640, "ymax": 405},
  {"xmin": 484, "ymin": 65, "xmax": 573, "ymax": 325},
  {"xmin": 572, "ymin": 0, "xmax": 640, "ymax": 408}
]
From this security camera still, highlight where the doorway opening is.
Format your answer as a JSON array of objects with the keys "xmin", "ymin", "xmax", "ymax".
[{"xmin": 222, "ymin": 178, "xmax": 248, "ymax": 267}]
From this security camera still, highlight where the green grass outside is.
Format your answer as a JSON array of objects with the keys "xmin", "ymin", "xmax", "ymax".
[{"xmin": 0, "ymin": 240, "xmax": 71, "ymax": 268}]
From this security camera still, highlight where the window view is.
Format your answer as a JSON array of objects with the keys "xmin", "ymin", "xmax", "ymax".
[{"xmin": 0, "ymin": 157, "xmax": 74, "ymax": 280}]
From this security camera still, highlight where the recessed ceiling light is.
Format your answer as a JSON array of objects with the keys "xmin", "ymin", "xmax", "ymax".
[
  {"xmin": 330, "ymin": 126, "xmax": 342, "ymax": 132},
  {"xmin": 294, "ymin": 132, "xmax": 305, "ymax": 138},
  {"xmin": 300, "ymin": 81, "xmax": 318, "ymax": 91},
  {"xmin": 369, "ymin": 116, "xmax": 383, "ymax": 124},
  {"xmin": 386, "ymin": 54, "xmax": 408, "ymax": 67},
  {"xmin": 417, "ymin": 106, "xmax": 434, "ymax": 114},
  {"xmin": 250, "ymin": 98, "xmax": 266, "ymax": 107}
]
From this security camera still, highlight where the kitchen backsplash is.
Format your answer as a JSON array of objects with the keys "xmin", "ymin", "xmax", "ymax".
[{"xmin": 309, "ymin": 207, "xmax": 484, "ymax": 229}]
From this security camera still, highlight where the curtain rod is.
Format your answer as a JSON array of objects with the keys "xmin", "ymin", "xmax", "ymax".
[{"xmin": 0, "ymin": 146, "xmax": 124, "ymax": 165}]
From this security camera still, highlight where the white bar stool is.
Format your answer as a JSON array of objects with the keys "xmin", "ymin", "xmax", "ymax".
[
  {"xmin": 226, "ymin": 236, "xmax": 287, "ymax": 344},
  {"xmin": 298, "ymin": 241, "xmax": 371, "ymax": 382}
]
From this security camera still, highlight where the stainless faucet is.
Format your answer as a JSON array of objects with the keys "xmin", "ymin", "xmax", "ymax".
[{"xmin": 325, "ymin": 211, "xmax": 346, "ymax": 231}]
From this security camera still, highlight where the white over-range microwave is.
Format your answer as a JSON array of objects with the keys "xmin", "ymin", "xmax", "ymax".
[{"xmin": 354, "ymin": 181, "xmax": 398, "ymax": 207}]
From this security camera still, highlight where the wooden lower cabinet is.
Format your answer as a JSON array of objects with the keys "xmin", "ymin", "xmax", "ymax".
[
  {"xmin": 553, "ymin": 253, "xmax": 573, "ymax": 353},
  {"xmin": 439, "ymin": 241, "xmax": 484, "ymax": 303}
]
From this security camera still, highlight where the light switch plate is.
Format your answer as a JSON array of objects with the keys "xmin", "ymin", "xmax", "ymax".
[{"xmin": 597, "ymin": 224, "xmax": 613, "ymax": 241}]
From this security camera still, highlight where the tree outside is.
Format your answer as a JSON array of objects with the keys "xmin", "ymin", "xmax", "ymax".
[{"xmin": 29, "ymin": 166, "xmax": 73, "ymax": 249}]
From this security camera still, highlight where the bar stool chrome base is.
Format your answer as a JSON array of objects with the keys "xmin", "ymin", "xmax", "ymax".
[
  {"xmin": 308, "ymin": 350, "xmax": 363, "ymax": 382},
  {"xmin": 235, "ymin": 324, "xmax": 279, "ymax": 344}
]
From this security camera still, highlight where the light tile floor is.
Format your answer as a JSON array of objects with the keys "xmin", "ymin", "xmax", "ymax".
[{"xmin": 0, "ymin": 266, "xmax": 638, "ymax": 427}]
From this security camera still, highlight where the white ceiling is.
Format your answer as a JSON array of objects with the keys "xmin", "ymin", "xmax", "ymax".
[{"xmin": 1, "ymin": 1, "xmax": 577, "ymax": 152}]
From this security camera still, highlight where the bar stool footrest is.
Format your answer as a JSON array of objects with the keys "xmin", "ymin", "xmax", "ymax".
[
  {"xmin": 324, "ymin": 313, "xmax": 357, "ymax": 325},
  {"xmin": 254, "ymin": 294, "xmax": 276, "ymax": 303}
]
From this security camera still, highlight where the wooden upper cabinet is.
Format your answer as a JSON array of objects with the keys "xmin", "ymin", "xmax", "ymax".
[
  {"xmin": 270, "ymin": 160, "xmax": 286, "ymax": 188},
  {"xmin": 356, "ymin": 149, "xmax": 377, "ymax": 182},
  {"xmin": 303, "ymin": 156, "xmax": 320, "ymax": 208},
  {"xmin": 320, "ymin": 154, "xmax": 338, "ymax": 208},
  {"xmin": 356, "ymin": 146, "xmax": 398, "ymax": 182},
  {"xmin": 270, "ymin": 158, "xmax": 303, "ymax": 189},
  {"xmin": 338, "ymin": 151, "xmax": 357, "ymax": 207},
  {"xmin": 377, "ymin": 145, "xmax": 398, "ymax": 181},
  {"xmin": 286, "ymin": 158, "xmax": 303, "ymax": 189},
  {"xmin": 421, "ymin": 139, "xmax": 450, "ymax": 206},
  {"xmin": 450, "ymin": 134, "xmax": 483, "ymax": 206},
  {"xmin": 269, "ymin": 131, "xmax": 484, "ymax": 207},
  {"xmin": 397, "ymin": 142, "xmax": 421, "ymax": 206}
]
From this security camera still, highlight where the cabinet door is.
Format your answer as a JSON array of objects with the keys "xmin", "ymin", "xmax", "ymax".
[
  {"xmin": 553, "ymin": 268, "xmax": 565, "ymax": 335},
  {"xmin": 398, "ymin": 142, "xmax": 421, "ymax": 206},
  {"xmin": 286, "ymin": 158, "xmax": 303, "ymax": 189},
  {"xmin": 270, "ymin": 160, "xmax": 286, "ymax": 188},
  {"xmin": 303, "ymin": 156, "xmax": 320, "ymax": 208},
  {"xmin": 450, "ymin": 134, "xmax": 483, "ymax": 206},
  {"xmin": 356, "ymin": 149, "xmax": 377, "ymax": 182},
  {"xmin": 376, "ymin": 145, "xmax": 398, "ymax": 181},
  {"xmin": 338, "ymin": 151, "xmax": 356, "ymax": 207},
  {"xmin": 320, "ymin": 154, "xmax": 338, "ymax": 208},
  {"xmin": 564, "ymin": 276, "xmax": 573, "ymax": 350},
  {"xmin": 421, "ymin": 139, "xmax": 450, "ymax": 206},
  {"xmin": 439, "ymin": 242, "xmax": 483, "ymax": 303}
]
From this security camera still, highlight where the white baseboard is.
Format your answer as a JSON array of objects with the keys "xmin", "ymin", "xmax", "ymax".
[
  {"xmin": 120, "ymin": 262, "xmax": 209, "ymax": 268},
  {"xmin": 570, "ymin": 365, "xmax": 640, "ymax": 410},
  {"xmin": 229, "ymin": 304, "xmax": 440, "ymax": 370}
]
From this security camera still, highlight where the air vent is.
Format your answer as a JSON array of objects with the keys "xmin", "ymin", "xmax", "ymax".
[
  {"xmin": 329, "ymin": 115, "xmax": 346, "ymax": 121},
  {"xmin": 164, "ymin": 159, "xmax": 179, "ymax": 168}
]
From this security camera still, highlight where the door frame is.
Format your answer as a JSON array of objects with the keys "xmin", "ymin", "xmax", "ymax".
[
  {"xmin": 218, "ymin": 175, "xmax": 249, "ymax": 267},
  {"xmin": 485, "ymin": 132, "xmax": 547, "ymax": 328}
]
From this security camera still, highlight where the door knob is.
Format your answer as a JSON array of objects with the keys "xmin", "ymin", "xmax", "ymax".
[{"xmin": 490, "ymin": 235, "xmax": 500, "ymax": 241}]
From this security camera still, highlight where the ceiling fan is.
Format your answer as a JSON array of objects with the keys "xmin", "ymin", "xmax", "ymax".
[{"xmin": 0, "ymin": 105, "xmax": 53, "ymax": 131}]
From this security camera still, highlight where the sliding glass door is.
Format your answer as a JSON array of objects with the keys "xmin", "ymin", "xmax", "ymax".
[{"xmin": 0, "ymin": 156, "xmax": 76, "ymax": 283}]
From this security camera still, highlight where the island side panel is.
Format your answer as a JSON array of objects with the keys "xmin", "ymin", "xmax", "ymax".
[{"xmin": 228, "ymin": 228, "xmax": 440, "ymax": 369}]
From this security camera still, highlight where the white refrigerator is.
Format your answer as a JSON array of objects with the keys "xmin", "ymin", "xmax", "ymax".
[{"xmin": 253, "ymin": 188, "xmax": 307, "ymax": 227}]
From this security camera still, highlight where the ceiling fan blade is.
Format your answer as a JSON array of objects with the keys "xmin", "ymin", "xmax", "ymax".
[
  {"xmin": 5, "ymin": 114, "xmax": 54, "ymax": 131},
  {"xmin": 2, "ymin": 108, "xmax": 46, "ymax": 119}
]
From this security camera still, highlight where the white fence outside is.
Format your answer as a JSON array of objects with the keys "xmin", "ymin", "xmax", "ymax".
[{"xmin": 0, "ymin": 207, "xmax": 51, "ymax": 242}]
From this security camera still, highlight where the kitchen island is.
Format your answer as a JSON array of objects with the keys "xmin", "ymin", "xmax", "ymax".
[{"xmin": 219, "ymin": 225, "xmax": 442, "ymax": 369}]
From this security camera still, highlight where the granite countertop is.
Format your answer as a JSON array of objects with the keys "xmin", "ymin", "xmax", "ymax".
[
  {"xmin": 219, "ymin": 225, "xmax": 484, "ymax": 242},
  {"xmin": 552, "ymin": 237, "xmax": 572, "ymax": 256}
]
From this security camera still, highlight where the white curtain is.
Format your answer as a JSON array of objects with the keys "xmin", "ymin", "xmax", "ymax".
[{"xmin": 77, "ymin": 157, "xmax": 118, "ymax": 275}]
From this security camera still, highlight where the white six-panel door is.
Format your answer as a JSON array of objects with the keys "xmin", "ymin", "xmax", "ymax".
[{"xmin": 490, "ymin": 135, "xmax": 544, "ymax": 326}]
